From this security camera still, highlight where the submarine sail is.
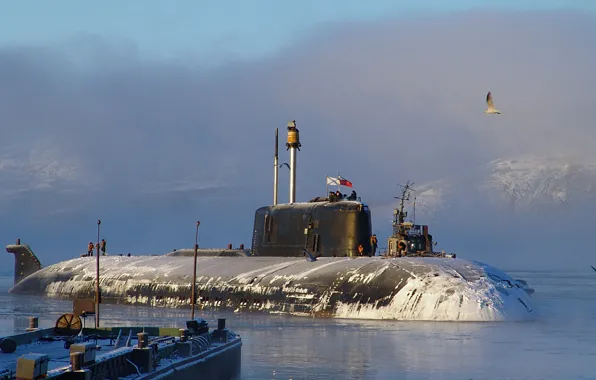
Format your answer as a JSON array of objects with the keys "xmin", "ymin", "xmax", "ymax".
[{"xmin": 252, "ymin": 201, "xmax": 372, "ymax": 257}]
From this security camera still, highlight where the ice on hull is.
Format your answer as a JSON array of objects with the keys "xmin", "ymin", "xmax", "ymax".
[{"xmin": 8, "ymin": 256, "xmax": 535, "ymax": 322}]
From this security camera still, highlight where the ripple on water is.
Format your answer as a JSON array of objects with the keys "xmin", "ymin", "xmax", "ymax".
[{"xmin": 1, "ymin": 271, "xmax": 596, "ymax": 379}]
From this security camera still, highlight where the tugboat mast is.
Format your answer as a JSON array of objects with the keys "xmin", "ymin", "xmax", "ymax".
[{"xmin": 393, "ymin": 181, "xmax": 415, "ymax": 236}]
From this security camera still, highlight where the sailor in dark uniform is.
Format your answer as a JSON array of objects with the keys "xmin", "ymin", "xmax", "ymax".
[
  {"xmin": 370, "ymin": 234, "xmax": 378, "ymax": 255},
  {"xmin": 329, "ymin": 191, "xmax": 337, "ymax": 202}
]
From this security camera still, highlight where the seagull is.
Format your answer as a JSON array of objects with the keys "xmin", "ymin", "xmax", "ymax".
[
  {"xmin": 484, "ymin": 91, "xmax": 501, "ymax": 115},
  {"xmin": 278, "ymin": 163, "xmax": 290, "ymax": 170}
]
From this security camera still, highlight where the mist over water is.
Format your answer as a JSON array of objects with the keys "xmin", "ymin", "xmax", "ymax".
[
  {"xmin": 1, "ymin": 269, "xmax": 595, "ymax": 379},
  {"xmin": 1, "ymin": 10, "xmax": 596, "ymax": 272}
]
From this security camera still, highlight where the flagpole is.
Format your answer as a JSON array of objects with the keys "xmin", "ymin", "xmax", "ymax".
[
  {"xmin": 337, "ymin": 172, "xmax": 341, "ymax": 193},
  {"xmin": 325, "ymin": 174, "xmax": 328, "ymax": 196}
]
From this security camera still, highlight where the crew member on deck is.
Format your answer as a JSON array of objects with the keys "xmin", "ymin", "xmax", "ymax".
[
  {"xmin": 397, "ymin": 241, "xmax": 407, "ymax": 257},
  {"xmin": 370, "ymin": 234, "xmax": 378, "ymax": 255},
  {"xmin": 100, "ymin": 239, "xmax": 106, "ymax": 255},
  {"xmin": 357, "ymin": 244, "xmax": 364, "ymax": 257},
  {"xmin": 329, "ymin": 191, "xmax": 337, "ymax": 202},
  {"xmin": 87, "ymin": 242, "xmax": 94, "ymax": 256},
  {"xmin": 348, "ymin": 190, "xmax": 357, "ymax": 201},
  {"xmin": 335, "ymin": 190, "xmax": 342, "ymax": 200}
]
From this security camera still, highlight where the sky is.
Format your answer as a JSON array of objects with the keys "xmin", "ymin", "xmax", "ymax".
[
  {"xmin": 1, "ymin": 1, "xmax": 595, "ymax": 271},
  {"xmin": 1, "ymin": 0, "xmax": 594, "ymax": 62}
]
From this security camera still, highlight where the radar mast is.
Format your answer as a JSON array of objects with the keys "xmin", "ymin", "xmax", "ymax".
[{"xmin": 393, "ymin": 181, "xmax": 415, "ymax": 236}]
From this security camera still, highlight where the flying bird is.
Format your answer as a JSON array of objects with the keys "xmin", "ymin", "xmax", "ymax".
[
  {"xmin": 484, "ymin": 91, "xmax": 501, "ymax": 115},
  {"xmin": 278, "ymin": 163, "xmax": 290, "ymax": 170}
]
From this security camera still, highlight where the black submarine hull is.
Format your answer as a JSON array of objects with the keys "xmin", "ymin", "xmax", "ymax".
[{"xmin": 8, "ymin": 255, "xmax": 536, "ymax": 321}]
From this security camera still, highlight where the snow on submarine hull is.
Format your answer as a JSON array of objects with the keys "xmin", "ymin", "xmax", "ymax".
[{"xmin": 8, "ymin": 254, "xmax": 536, "ymax": 322}]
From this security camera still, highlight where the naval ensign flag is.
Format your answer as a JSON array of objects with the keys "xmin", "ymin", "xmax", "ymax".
[{"xmin": 326, "ymin": 176, "xmax": 353, "ymax": 188}]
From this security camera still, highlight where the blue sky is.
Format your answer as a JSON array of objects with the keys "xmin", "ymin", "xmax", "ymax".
[
  {"xmin": 1, "ymin": 0, "xmax": 593, "ymax": 63},
  {"xmin": 1, "ymin": 1, "xmax": 596, "ymax": 270}
]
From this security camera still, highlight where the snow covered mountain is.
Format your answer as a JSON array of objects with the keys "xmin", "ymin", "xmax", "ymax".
[
  {"xmin": 411, "ymin": 154, "xmax": 596, "ymax": 218},
  {"xmin": 485, "ymin": 154, "xmax": 596, "ymax": 209},
  {"xmin": 0, "ymin": 140, "xmax": 94, "ymax": 199}
]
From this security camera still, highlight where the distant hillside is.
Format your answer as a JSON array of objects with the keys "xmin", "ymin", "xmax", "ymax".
[{"xmin": 402, "ymin": 154, "xmax": 596, "ymax": 219}]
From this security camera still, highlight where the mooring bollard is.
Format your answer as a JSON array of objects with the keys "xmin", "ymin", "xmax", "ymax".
[
  {"xmin": 179, "ymin": 329, "xmax": 188, "ymax": 342},
  {"xmin": 215, "ymin": 318, "xmax": 228, "ymax": 343},
  {"xmin": 132, "ymin": 337, "xmax": 154, "ymax": 373},
  {"xmin": 137, "ymin": 333, "xmax": 148, "ymax": 348},
  {"xmin": 70, "ymin": 352, "xmax": 84, "ymax": 371},
  {"xmin": 25, "ymin": 317, "xmax": 39, "ymax": 332},
  {"xmin": 29, "ymin": 317, "xmax": 38, "ymax": 329},
  {"xmin": 175, "ymin": 329, "xmax": 192, "ymax": 357}
]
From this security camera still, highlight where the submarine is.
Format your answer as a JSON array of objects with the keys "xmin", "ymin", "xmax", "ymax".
[{"xmin": 6, "ymin": 121, "xmax": 536, "ymax": 321}]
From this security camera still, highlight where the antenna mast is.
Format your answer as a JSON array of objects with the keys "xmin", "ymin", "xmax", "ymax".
[
  {"xmin": 393, "ymin": 181, "xmax": 415, "ymax": 235},
  {"xmin": 273, "ymin": 128, "xmax": 279, "ymax": 205}
]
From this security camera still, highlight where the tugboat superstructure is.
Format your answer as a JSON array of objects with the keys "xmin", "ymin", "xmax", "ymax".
[{"xmin": 385, "ymin": 181, "xmax": 455, "ymax": 258}]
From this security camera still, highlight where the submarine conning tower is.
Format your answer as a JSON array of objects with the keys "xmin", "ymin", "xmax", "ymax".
[
  {"xmin": 253, "ymin": 120, "xmax": 372, "ymax": 258},
  {"xmin": 251, "ymin": 199, "xmax": 372, "ymax": 258}
]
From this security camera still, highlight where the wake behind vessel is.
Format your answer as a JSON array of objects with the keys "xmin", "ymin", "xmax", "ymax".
[{"xmin": 6, "ymin": 121, "xmax": 536, "ymax": 321}]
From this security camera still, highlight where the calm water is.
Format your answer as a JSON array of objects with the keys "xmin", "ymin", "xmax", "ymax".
[{"xmin": 1, "ymin": 270, "xmax": 595, "ymax": 380}]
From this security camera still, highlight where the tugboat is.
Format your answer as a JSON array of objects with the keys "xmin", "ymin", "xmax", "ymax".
[{"xmin": 384, "ymin": 181, "xmax": 455, "ymax": 258}]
